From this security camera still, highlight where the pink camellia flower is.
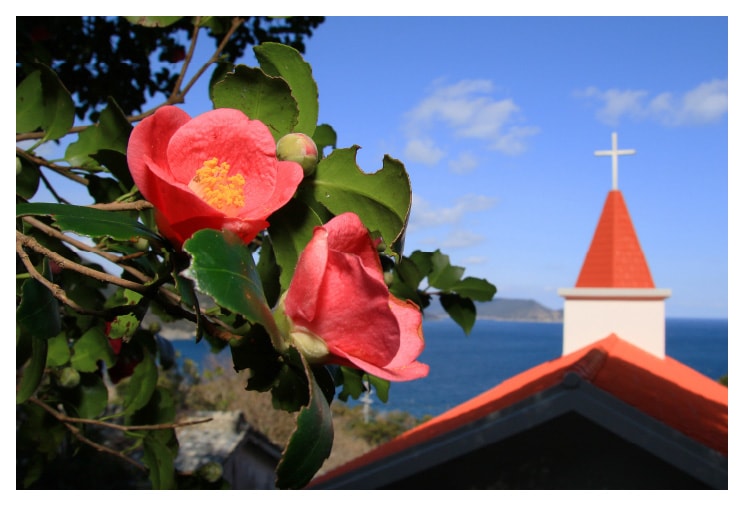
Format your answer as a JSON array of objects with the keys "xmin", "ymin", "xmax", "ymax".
[
  {"xmin": 274, "ymin": 212, "xmax": 429, "ymax": 382},
  {"xmin": 127, "ymin": 106, "xmax": 304, "ymax": 247}
]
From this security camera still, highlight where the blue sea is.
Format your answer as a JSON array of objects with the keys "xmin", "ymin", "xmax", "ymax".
[{"xmin": 173, "ymin": 317, "xmax": 728, "ymax": 419}]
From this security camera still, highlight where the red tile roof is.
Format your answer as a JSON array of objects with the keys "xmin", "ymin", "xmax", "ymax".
[
  {"xmin": 311, "ymin": 335, "xmax": 727, "ymax": 486},
  {"xmin": 576, "ymin": 190, "xmax": 655, "ymax": 288}
]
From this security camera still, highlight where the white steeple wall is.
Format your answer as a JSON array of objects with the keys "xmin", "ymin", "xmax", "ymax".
[{"xmin": 559, "ymin": 288, "xmax": 671, "ymax": 358}]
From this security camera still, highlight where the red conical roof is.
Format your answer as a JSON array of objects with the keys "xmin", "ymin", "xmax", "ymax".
[{"xmin": 575, "ymin": 190, "xmax": 655, "ymax": 288}]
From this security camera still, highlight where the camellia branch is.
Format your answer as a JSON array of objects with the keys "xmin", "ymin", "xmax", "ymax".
[
  {"xmin": 28, "ymin": 397, "xmax": 214, "ymax": 473},
  {"xmin": 16, "ymin": 147, "xmax": 90, "ymax": 186},
  {"xmin": 22, "ymin": 215, "xmax": 152, "ymax": 284},
  {"xmin": 17, "ymin": 230, "xmax": 149, "ymax": 293}
]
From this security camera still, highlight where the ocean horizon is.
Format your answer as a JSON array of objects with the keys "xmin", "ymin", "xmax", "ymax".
[{"xmin": 172, "ymin": 317, "xmax": 728, "ymax": 419}]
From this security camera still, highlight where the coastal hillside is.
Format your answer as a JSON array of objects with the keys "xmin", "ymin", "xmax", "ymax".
[{"xmin": 425, "ymin": 297, "xmax": 563, "ymax": 323}]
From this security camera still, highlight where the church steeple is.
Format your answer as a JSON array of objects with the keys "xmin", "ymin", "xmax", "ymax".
[
  {"xmin": 558, "ymin": 133, "xmax": 671, "ymax": 358},
  {"xmin": 575, "ymin": 190, "xmax": 655, "ymax": 288}
]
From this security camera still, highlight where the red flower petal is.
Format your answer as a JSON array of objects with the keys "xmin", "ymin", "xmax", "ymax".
[{"xmin": 283, "ymin": 212, "xmax": 428, "ymax": 381}]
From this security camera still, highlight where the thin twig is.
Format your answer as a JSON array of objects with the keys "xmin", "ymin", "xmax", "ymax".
[
  {"xmin": 21, "ymin": 216, "xmax": 152, "ymax": 284},
  {"xmin": 29, "ymin": 397, "xmax": 214, "ymax": 432},
  {"xmin": 168, "ymin": 16, "xmax": 202, "ymax": 98},
  {"xmin": 179, "ymin": 17, "xmax": 244, "ymax": 99},
  {"xmin": 63, "ymin": 421, "xmax": 148, "ymax": 472},
  {"xmin": 17, "ymin": 230, "xmax": 148, "ymax": 293},
  {"xmin": 88, "ymin": 200, "xmax": 154, "ymax": 212},
  {"xmin": 16, "ymin": 147, "xmax": 90, "ymax": 186},
  {"xmin": 16, "ymin": 237, "xmax": 104, "ymax": 316}
]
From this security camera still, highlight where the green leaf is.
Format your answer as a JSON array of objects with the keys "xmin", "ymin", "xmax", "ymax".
[
  {"xmin": 122, "ymin": 348, "xmax": 158, "ymax": 415},
  {"xmin": 143, "ymin": 429, "xmax": 178, "ymax": 489},
  {"xmin": 312, "ymin": 124, "xmax": 337, "ymax": 155},
  {"xmin": 16, "ymin": 202, "xmax": 162, "ymax": 243},
  {"xmin": 61, "ymin": 372, "xmax": 109, "ymax": 419},
  {"xmin": 65, "ymin": 98, "xmax": 132, "ymax": 168},
  {"xmin": 90, "ymin": 149, "xmax": 134, "ymax": 192},
  {"xmin": 230, "ymin": 325, "xmax": 282, "ymax": 392},
  {"xmin": 367, "ymin": 375, "xmax": 391, "ymax": 403},
  {"xmin": 429, "ymin": 250, "xmax": 465, "ymax": 290},
  {"xmin": 450, "ymin": 276, "xmax": 497, "ymax": 302},
  {"xmin": 16, "ymin": 64, "xmax": 75, "ymax": 141},
  {"xmin": 46, "ymin": 333, "xmax": 71, "ymax": 367},
  {"xmin": 306, "ymin": 147, "xmax": 412, "ymax": 256},
  {"xmin": 108, "ymin": 314, "xmax": 140, "ymax": 340},
  {"xmin": 16, "ymin": 156, "xmax": 41, "ymax": 200},
  {"xmin": 440, "ymin": 292, "xmax": 476, "ymax": 335},
  {"xmin": 125, "ymin": 16, "xmax": 182, "ymax": 27},
  {"xmin": 182, "ymin": 229, "xmax": 281, "ymax": 343},
  {"xmin": 275, "ymin": 354, "xmax": 333, "ymax": 489},
  {"xmin": 211, "ymin": 65, "xmax": 298, "ymax": 141},
  {"xmin": 128, "ymin": 387, "xmax": 176, "ymax": 426},
  {"xmin": 335, "ymin": 366, "xmax": 365, "ymax": 401},
  {"xmin": 17, "ymin": 275, "xmax": 60, "ymax": 340},
  {"xmin": 256, "ymin": 236, "xmax": 281, "ymax": 308},
  {"xmin": 254, "ymin": 42, "xmax": 319, "ymax": 137},
  {"xmin": 267, "ymin": 197, "xmax": 324, "ymax": 290},
  {"xmin": 71, "ymin": 326, "xmax": 116, "ymax": 372},
  {"xmin": 16, "ymin": 335, "xmax": 48, "ymax": 404}
]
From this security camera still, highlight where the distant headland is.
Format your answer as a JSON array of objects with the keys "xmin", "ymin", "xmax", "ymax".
[{"xmin": 424, "ymin": 297, "xmax": 564, "ymax": 323}]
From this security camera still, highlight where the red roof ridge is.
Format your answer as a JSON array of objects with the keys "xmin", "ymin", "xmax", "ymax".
[{"xmin": 309, "ymin": 334, "xmax": 727, "ymax": 487}]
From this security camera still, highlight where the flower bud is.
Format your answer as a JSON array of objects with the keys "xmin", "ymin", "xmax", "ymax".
[
  {"xmin": 58, "ymin": 367, "xmax": 81, "ymax": 389},
  {"xmin": 276, "ymin": 133, "xmax": 319, "ymax": 176}
]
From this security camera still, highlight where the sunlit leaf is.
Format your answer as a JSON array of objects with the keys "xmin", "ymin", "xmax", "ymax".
[
  {"xmin": 16, "ymin": 202, "xmax": 162, "ymax": 243},
  {"xmin": 211, "ymin": 65, "xmax": 298, "ymax": 141},
  {"xmin": 65, "ymin": 98, "xmax": 132, "ymax": 168},
  {"xmin": 306, "ymin": 147, "xmax": 412, "ymax": 257},
  {"xmin": 450, "ymin": 276, "xmax": 497, "ymax": 302},
  {"xmin": 125, "ymin": 16, "xmax": 182, "ymax": 27},
  {"xmin": 255, "ymin": 42, "xmax": 319, "ymax": 137},
  {"xmin": 182, "ymin": 229, "xmax": 280, "ymax": 342},
  {"xmin": 312, "ymin": 124, "xmax": 337, "ymax": 155},
  {"xmin": 429, "ymin": 250, "xmax": 465, "ymax": 290}
]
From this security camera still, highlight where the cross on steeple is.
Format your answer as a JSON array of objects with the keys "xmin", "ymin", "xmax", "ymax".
[{"xmin": 594, "ymin": 132, "xmax": 636, "ymax": 190}]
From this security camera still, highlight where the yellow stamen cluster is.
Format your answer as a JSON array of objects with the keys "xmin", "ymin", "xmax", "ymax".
[{"xmin": 189, "ymin": 158, "xmax": 245, "ymax": 212}]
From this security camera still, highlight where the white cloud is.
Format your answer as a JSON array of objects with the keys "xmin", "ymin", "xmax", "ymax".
[
  {"xmin": 404, "ymin": 137, "xmax": 446, "ymax": 165},
  {"xmin": 448, "ymin": 151, "xmax": 478, "ymax": 174},
  {"xmin": 462, "ymin": 256, "xmax": 489, "ymax": 265},
  {"xmin": 440, "ymin": 229, "xmax": 486, "ymax": 249},
  {"xmin": 577, "ymin": 79, "xmax": 728, "ymax": 126},
  {"xmin": 408, "ymin": 193, "xmax": 497, "ymax": 232},
  {"xmin": 404, "ymin": 79, "xmax": 538, "ymax": 163}
]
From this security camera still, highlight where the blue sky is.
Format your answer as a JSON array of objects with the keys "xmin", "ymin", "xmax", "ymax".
[
  {"xmin": 196, "ymin": 15, "xmax": 727, "ymax": 319},
  {"xmin": 19, "ymin": 15, "xmax": 730, "ymax": 319}
]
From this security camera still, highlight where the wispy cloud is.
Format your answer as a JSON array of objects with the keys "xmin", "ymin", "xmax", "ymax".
[
  {"xmin": 448, "ymin": 151, "xmax": 478, "ymax": 174},
  {"xmin": 408, "ymin": 193, "xmax": 497, "ymax": 232},
  {"xmin": 403, "ymin": 79, "xmax": 539, "ymax": 167},
  {"xmin": 577, "ymin": 79, "xmax": 728, "ymax": 126}
]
